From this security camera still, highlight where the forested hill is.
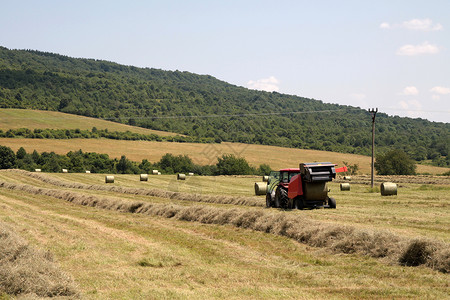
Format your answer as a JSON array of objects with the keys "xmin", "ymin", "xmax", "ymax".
[{"xmin": 0, "ymin": 46, "xmax": 448, "ymax": 166}]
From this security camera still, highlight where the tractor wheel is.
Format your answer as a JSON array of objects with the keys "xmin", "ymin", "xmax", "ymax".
[
  {"xmin": 265, "ymin": 193, "xmax": 272, "ymax": 208},
  {"xmin": 275, "ymin": 187, "xmax": 291, "ymax": 209},
  {"xmin": 328, "ymin": 197, "xmax": 336, "ymax": 209}
]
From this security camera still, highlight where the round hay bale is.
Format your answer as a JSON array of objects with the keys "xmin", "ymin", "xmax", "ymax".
[
  {"xmin": 304, "ymin": 182, "xmax": 327, "ymax": 201},
  {"xmin": 340, "ymin": 183, "xmax": 350, "ymax": 191},
  {"xmin": 62, "ymin": 169, "xmax": 68, "ymax": 173},
  {"xmin": 34, "ymin": 169, "xmax": 41, "ymax": 172},
  {"xmin": 85, "ymin": 170, "xmax": 91, "ymax": 174},
  {"xmin": 140, "ymin": 174, "xmax": 148, "ymax": 181},
  {"xmin": 188, "ymin": 172, "xmax": 194, "ymax": 176},
  {"xmin": 157, "ymin": 172, "xmax": 161, "ymax": 175},
  {"xmin": 254, "ymin": 182, "xmax": 267, "ymax": 195},
  {"xmin": 177, "ymin": 173, "xmax": 186, "ymax": 180},
  {"xmin": 105, "ymin": 175, "xmax": 115, "ymax": 183},
  {"xmin": 381, "ymin": 182, "xmax": 397, "ymax": 196},
  {"xmin": 152, "ymin": 170, "xmax": 159, "ymax": 175},
  {"xmin": 262, "ymin": 175, "xmax": 269, "ymax": 182},
  {"xmin": 343, "ymin": 176, "xmax": 352, "ymax": 181}
]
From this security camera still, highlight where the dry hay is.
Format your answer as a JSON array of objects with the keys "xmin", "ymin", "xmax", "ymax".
[
  {"xmin": 3, "ymin": 169, "xmax": 263, "ymax": 207},
  {"xmin": 105, "ymin": 175, "xmax": 114, "ymax": 183},
  {"xmin": 336, "ymin": 174, "xmax": 450, "ymax": 185},
  {"xmin": 0, "ymin": 221, "xmax": 79, "ymax": 298},
  {"xmin": 254, "ymin": 182, "xmax": 267, "ymax": 195},
  {"xmin": 381, "ymin": 182, "xmax": 397, "ymax": 196},
  {"xmin": 0, "ymin": 180, "xmax": 448, "ymax": 273},
  {"xmin": 340, "ymin": 183, "xmax": 350, "ymax": 191}
]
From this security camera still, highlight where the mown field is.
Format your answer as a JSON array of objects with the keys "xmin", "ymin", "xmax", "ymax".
[
  {"xmin": 0, "ymin": 109, "xmax": 448, "ymax": 175},
  {"xmin": 1, "ymin": 137, "xmax": 447, "ymax": 175},
  {"xmin": 0, "ymin": 170, "xmax": 448, "ymax": 299},
  {"xmin": 0, "ymin": 108, "xmax": 178, "ymax": 136}
]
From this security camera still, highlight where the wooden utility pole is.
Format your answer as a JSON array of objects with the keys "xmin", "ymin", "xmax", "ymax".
[{"xmin": 369, "ymin": 108, "xmax": 378, "ymax": 188}]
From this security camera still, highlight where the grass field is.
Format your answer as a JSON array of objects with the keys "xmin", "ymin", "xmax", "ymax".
[
  {"xmin": 0, "ymin": 137, "xmax": 448, "ymax": 175},
  {"xmin": 0, "ymin": 170, "xmax": 449, "ymax": 299},
  {"xmin": 0, "ymin": 109, "xmax": 448, "ymax": 175},
  {"xmin": 0, "ymin": 108, "xmax": 178, "ymax": 136}
]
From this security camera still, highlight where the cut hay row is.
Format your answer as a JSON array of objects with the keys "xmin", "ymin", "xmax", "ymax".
[
  {"xmin": 0, "ymin": 180, "xmax": 448, "ymax": 273},
  {"xmin": 2, "ymin": 169, "xmax": 263, "ymax": 207},
  {"xmin": 0, "ymin": 220, "xmax": 79, "ymax": 298},
  {"xmin": 336, "ymin": 174, "xmax": 450, "ymax": 185}
]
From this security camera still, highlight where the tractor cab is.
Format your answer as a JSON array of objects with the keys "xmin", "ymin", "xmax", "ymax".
[{"xmin": 279, "ymin": 169, "xmax": 300, "ymax": 184}]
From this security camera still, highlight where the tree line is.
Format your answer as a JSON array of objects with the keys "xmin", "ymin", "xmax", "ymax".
[
  {"xmin": 0, "ymin": 127, "xmax": 217, "ymax": 143},
  {"xmin": 0, "ymin": 145, "xmax": 271, "ymax": 176}
]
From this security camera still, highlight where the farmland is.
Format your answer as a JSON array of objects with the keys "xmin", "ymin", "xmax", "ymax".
[{"xmin": 0, "ymin": 169, "xmax": 449, "ymax": 299}]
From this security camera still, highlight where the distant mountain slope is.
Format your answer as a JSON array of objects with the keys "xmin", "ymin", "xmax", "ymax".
[{"xmin": 0, "ymin": 46, "xmax": 448, "ymax": 166}]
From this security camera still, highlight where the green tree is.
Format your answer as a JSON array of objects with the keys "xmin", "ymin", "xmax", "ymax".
[
  {"xmin": 0, "ymin": 145, "xmax": 16, "ymax": 169},
  {"xmin": 16, "ymin": 147, "xmax": 27, "ymax": 159},
  {"xmin": 138, "ymin": 159, "xmax": 153, "ymax": 173},
  {"xmin": 216, "ymin": 154, "xmax": 254, "ymax": 175},
  {"xmin": 257, "ymin": 163, "xmax": 272, "ymax": 175},
  {"xmin": 116, "ymin": 155, "xmax": 133, "ymax": 174},
  {"xmin": 375, "ymin": 149, "xmax": 416, "ymax": 175},
  {"xmin": 157, "ymin": 153, "xmax": 194, "ymax": 173},
  {"xmin": 42, "ymin": 156, "xmax": 61, "ymax": 172}
]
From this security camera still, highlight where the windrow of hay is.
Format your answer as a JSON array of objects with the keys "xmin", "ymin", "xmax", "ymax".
[
  {"xmin": 0, "ymin": 180, "xmax": 448, "ymax": 273},
  {"xmin": 0, "ymin": 221, "xmax": 79, "ymax": 298},
  {"xmin": 336, "ymin": 174, "xmax": 450, "ymax": 185},
  {"xmin": 3, "ymin": 169, "xmax": 263, "ymax": 207}
]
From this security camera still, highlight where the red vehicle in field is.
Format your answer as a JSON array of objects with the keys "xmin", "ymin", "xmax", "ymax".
[{"xmin": 266, "ymin": 162, "xmax": 347, "ymax": 209}]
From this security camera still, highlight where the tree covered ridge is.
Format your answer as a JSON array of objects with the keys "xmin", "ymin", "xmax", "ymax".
[{"xmin": 0, "ymin": 46, "xmax": 448, "ymax": 166}]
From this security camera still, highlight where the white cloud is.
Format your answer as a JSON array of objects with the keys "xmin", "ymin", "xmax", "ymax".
[
  {"xmin": 432, "ymin": 95, "xmax": 441, "ymax": 100},
  {"xmin": 381, "ymin": 19, "xmax": 443, "ymax": 31},
  {"xmin": 430, "ymin": 86, "xmax": 450, "ymax": 95},
  {"xmin": 396, "ymin": 42, "xmax": 440, "ymax": 56},
  {"xmin": 379, "ymin": 22, "xmax": 391, "ymax": 29},
  {"xmin": 401, "ymin": 18, "xmax": 443, "ymax": 31},
  {"xmin": 398, "ymin": 99, "xmax": 423, "ymax": 118},
  {"xmin": 349, "ymin": 93, "xmax": 366, "ymax": 101},
  {"xmin": 399, "ymin": 86, "xmax": 419, "ymax": 96},
  {"xmin": 247, "ymin": 76, "xmax": 280, "ymax": 92}
]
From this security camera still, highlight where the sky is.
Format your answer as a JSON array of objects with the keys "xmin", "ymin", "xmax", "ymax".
[{"xmin": 1, "ymin": 0, "xmax": 449, "ymax": 123}]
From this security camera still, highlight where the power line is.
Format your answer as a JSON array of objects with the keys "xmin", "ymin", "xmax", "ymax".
[{"xmin": 101, "ymin": 108, "xmax": 363, "ymax": 120}]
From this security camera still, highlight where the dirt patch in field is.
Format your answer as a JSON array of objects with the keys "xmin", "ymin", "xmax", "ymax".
[
  {"xmin": 0, "ymin": 221, "xmax": 79, "ymax": 298},
  {"xmin": 1, "ymin": 180, "xmax": 448, "ymax": 273}
]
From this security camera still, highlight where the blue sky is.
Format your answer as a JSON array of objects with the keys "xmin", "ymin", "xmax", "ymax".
[{"xmin": 1, "ymin": 0, "xmax": 449, "ymax": 122}]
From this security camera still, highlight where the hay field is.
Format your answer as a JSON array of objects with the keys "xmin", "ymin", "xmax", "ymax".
[
  {"xmin": 0, "ymin": 108, "xmax": 448, "ymax": 174},
  {"xmin": 0, "ymin": 138, "xmax": 448, "ymax": 175},
  {"xmin": 0, "ymin": 170, "xmax": 448, "ymax": 299},
  {"xmin": 0, "ymin": 108, "xmax": 178, "ymax": 136}
]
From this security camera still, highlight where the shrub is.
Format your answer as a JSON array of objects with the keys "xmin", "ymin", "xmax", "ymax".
[
  {"xmin": 216, "ymin": 154, "xmax": 254, "ymax": 175},
  {"xmin": 0, "ymin": 145, "xmax": 16, "ymax": 169},
  {"xmin": 375, "ymin": 149, "xmax": 416, "ymax": 175}
]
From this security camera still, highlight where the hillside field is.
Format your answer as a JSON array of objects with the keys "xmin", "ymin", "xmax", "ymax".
[
  {"xmin": 1, "ymin": 137, "xmax": 448, "ymax": 175},
  {"xmin": 0, "ymin": 109, "xmax": 178, "ymax": 136},
  {"xmin": 1, "ymin": 109, "xmax": 448, "ymax": 175},
  {"xmin": 0, "ymin": 170, "xmax": 448, "ymax": 299}
]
